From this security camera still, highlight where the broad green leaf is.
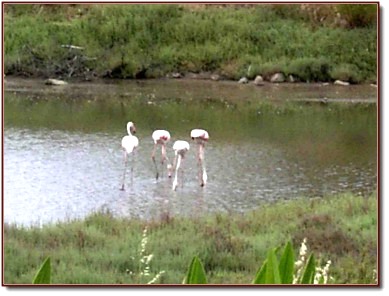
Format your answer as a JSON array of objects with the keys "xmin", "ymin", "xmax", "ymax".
[
  {"xmin": 278, "ymin": 241, "xmax": 295, "ymax": 284},
  {"xmin": 265, "ymin": 249, "xmax": 281, "ymax": 284},
  {"xmin": 300, "ymin": 253, "xmax": 316, "ymax": 284},
  {"xmin": 32, "ymin": 257, "xmax": 51, "ymax": 284},
  {"xmin": 184, "ymin": 256, "xmax": 207, "ymax": 284},
  {"xmin": 252, "ymin": 259, "xmax": 267, "ymax": 284}
]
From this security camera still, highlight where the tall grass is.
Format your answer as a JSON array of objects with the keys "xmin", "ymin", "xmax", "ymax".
[
  {"xmin": 3, "ymin": 192, "xmax": 377, "ymax": 284},
  {"xmin": 4, "ymin": 4, "xmax": 377, "ymax": 82}
]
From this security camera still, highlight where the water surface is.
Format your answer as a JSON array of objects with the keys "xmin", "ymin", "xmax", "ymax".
[{"xmin": 3, "ymin": 78, "xmax": 377, "ymax": 226}]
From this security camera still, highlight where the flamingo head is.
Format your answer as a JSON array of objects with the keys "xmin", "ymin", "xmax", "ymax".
[
  {"xmin": 201, "ymin": 170, "xmax": 208, "ymax": 187},
  {"xmin": 167, "ymin": 164, "xmax": 173, "ymax": 178},
  {"xmin": 127, "ymin": 122, "xmax": 136, "ymax": 135}
]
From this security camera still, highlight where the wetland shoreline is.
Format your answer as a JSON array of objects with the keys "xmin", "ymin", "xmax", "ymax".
[{"xmin": 4, "ymin": 76, "xmax": 377, "ymax": 104}]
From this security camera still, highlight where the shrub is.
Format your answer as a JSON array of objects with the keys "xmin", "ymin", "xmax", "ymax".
[
  {"xmin": 287, "ymin": 57, "xmax": 332, "ymax": 82},
  {"xmin": 330, "ymin": 63, "xmax": 363, "ymax": 84},
  {"xmin": 336, "ymin": 4, "xmax": 377, "ymax": 28},
  {"xmin": 3, "ymin": 4, "xmax": 377, "ymax": 82},
  {"xmin": 256, "ymin": 61, "xmax": 288, "ymax": 81}
]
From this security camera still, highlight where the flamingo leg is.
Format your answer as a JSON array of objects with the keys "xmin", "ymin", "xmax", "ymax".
[
  {"xmin": 161, "ymin": 144, "xmax": 166, "ymax": 164},
  {"xmin": 198, "ymin": 144, "xmax": 207, "ymax": 187},
  {"xmin": 121, "ymin": 150, "xmax": 128, "ymax": 191},
  {"xmin": 160, "ymin": 145, "xmax": 165, "ymax": 178},
  {"xmin": 181, "ymin": 155, "xmax": 186, "ymax": 189},
  {"xmin": 196, "ymin": 145, "xmax": 202, "ymax": 186},
  {"xmin": 161, "ymin": 144, "xmax": 172, "ymax": 178},
  {"xmin": 151, "ymin": 144, "xmax": 159, "ymax": 180},
  {"xmin": 131, "ymin": 150, "xmax": 135, "ymax": 186}
]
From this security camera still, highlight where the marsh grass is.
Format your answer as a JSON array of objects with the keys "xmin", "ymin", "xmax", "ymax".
[{"xmin": 3, "ymin": 192, "xmax": 377, "ymax": 284}]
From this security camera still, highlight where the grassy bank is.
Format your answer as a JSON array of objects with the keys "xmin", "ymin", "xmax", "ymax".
[
  {"xmin": 3, "ymin": 192, "xmax": 377, "ymax": 284},
  {"xmin": 3, "ymin": 4, "xmax": 377, "ymax": 83}
]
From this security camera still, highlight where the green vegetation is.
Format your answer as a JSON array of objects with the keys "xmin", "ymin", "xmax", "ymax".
[
  {"xmin": 4, "ymin": 192, "xmax": 377, "ymax": 284},
  {"xmin": 184, "ymin": 256, "xmax": 208, "ymax": 284},
  {"xmin": 32, "ymin": 257, "xmax": 51, "ymax": 284},
  {"xmin": 32, "ymin": 240, "xmax": 328, "ymax": 285},
  {"xmin": 4, "ymin": 4, "xmax": 377, "ymax": 83}
]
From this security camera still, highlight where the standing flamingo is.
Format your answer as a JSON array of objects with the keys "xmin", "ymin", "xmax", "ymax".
[
  {"xmin": 121, "ymin": 122, "xmax": 139, "ymax": 190},
  {"xmin": 151, "ymin": 129, "xmax": 172, "ymax": 180},
  {"xmin": 190, "ymin": 129, "xmax": 209, "ymax": 187},
  {"xmin": 172, "ymin": 140, "xmax": 190, "ymax": 191}
]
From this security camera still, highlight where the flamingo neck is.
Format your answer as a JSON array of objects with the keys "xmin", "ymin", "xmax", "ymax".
[
  {"xmin": 198, "ymin": 144, "xmax": 205, "ymax": 160},
  {"xmin": 161, "ymin": 144, "xmax": 166, "ymax": 158},
  {"xmin": 172, "ymin": 154, "xmax": 182, "ymax": 190}
]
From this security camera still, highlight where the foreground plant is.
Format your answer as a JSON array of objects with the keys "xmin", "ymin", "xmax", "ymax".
[
  {"xmin": 127, "ymin": 226, "xmax": 165, "ymax": 284},
  {"xmin": 32, "ymin": 256, "xmax": 51, "ymax": 284},
  {"xmin": 183, "ymin": 256, "xmax": 207, "ymax": 284},
  {"xmin": 184, "ymin": 239, "xmax": 333, "ymax": 285},
  {"xmin": 32, "ymin": 238, "xmax": 335, "ymax": 285},
  {"xmin": 293, "ymin": 238, "xmax": 334, "ymax": 284}
]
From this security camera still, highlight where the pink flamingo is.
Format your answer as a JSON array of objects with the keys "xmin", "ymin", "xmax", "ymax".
[
  {"xmin": 151, "ymin": 129, "xmax": 172, "ymax": 180},
  {"xmin": 172, "ymin": 140, "xmax": 190, "ymax": 191},
  {"xmin": 121, "ymin": 122, "xmax": 139, "ymax": 190},
  {"xmin": 190, "ymin": 129, "xmax": 209, "ymax": 187}
]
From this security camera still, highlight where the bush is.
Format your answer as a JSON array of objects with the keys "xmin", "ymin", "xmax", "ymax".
[
  {"xmin": 287, "ymin": 57, "xmax": 332, "ymax": 82},
  {"xmin": 256, "ymin": 61, "xmax": 288, "ymax": 81},
  {"xmin": 330, "ymin": 63, "xmax": 363, "ymax": 84},
  {"xmin": 336, "ymin": 4, "xmax": 377, "ymax": 28},
  {"xmin": 3, "ymin": 4, "xmax": 377, "ymax": 82}
]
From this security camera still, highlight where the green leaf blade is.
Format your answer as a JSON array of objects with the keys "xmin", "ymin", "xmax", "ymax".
[
  {"xmin": 300, "ymin": 254, "xmax": 316, "ymax": 284},
  {"xmin": 278, "ymin": 241, "xmax": 295, "ymax": 284},
  {"xmin": 265, "ymin": 249, "xmax": 281, "ymax": 284},
  {"xmin": 252, "ymin": 260, "xmax": 267, "ymax": 284},
  {"xmin": 32, "ymin": 256, "xmax": 51, "ymax": 284},
  {"xmin": 184, "ymin": 256, "xmax": 207, "ymax": 284}
]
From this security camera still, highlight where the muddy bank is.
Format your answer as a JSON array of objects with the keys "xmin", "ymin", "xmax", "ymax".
[{"xmin": 4, "ymin": 76, "xmax": 377, "ymax": 105}]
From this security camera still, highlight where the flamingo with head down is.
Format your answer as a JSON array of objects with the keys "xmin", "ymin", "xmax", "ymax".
[
  {"xmin": 151, "ymin": 129, "xmax": 172, "ymax": 180},
  {"xmin": 171, "ymin": 140, "xmax": 190, "ymax": 191},
  {"xmin": 190, "ymin": 129, "xmax": 209, "ymax": 187}
]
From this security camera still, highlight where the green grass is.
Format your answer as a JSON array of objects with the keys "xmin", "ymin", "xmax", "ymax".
[
  {"xmin": 3, "ymin": 4, "xmax": 377, "ymax": 82},
  {"xmin": 3, "ymin": 192, "xmax": 378, "ymax": 284}
]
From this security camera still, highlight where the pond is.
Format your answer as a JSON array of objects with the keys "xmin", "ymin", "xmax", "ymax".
[{"xmin": 3, "ymin": 78, "xmax": 378, "ymax": 226}]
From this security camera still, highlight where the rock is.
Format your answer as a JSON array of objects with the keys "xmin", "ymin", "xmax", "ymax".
[
  {"xmin": 270, "ymin": 73, "xmax": 285, "ymax": 83},
  {"xmin": 172, "ymin": 72, "xmax": 182, "ymax": 79},
  {"xmin": 238, "ymin": 77, "xmax": 249, "ymax": 84},
  {"xmin": 185, "ymin": 72, "xmax": 198, "ymax": 79},
  {"xmin": 45, "ymin": 79, "xmax": 68, "ymax": 86},
  {"xmin": 211, "ymin": 74, "xmax": 221, "ymax": 81},
  {"xmin": 253, "ymin": 75, "xmax": 264, "ymax": 86},
  {"xmin": 334, "ymin": 80, "xmax": 350, "ymax": 86},
  {"xmin": 61, "ymin": 44, "xmax": 84, "ymax": 50},
  {"xmin": 287, "ymin": 75, "xmax": 296, "ymax": 83}
]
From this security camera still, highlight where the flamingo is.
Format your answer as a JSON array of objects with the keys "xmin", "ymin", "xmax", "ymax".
[
  {"xmin": 190, "ymin": 129, "xmax": 209, "ymax": 187},
  {"xmin": 151, "ymin": 129, "xmax": 172, "ymax": 180},
  {"xmin": 120, "ymin": 122, "xmax": 139, "ymax": 190},
  {"xmin": 172, "ymin": 140, "xmax": 190, "ymax": 191}
]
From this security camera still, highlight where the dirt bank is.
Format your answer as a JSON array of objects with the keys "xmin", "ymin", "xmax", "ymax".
[{"xmin": 3, "ymin": 76, "xmax": 377, "ymax": 104}]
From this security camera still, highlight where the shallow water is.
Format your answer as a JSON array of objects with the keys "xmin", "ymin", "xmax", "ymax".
[{"xmin": 3, "ymin": 78, "xmax": 377, "ymax": 226}]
